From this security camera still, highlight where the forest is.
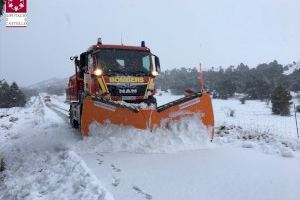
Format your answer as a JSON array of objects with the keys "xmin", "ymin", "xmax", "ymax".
[{"xmin": 156, "ymin": 60, "xmax": 300, "ymax": 100}]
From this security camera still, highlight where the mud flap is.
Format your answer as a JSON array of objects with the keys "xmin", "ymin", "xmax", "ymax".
[{"xmin": 81, "ymin": 92, "xmax": 214, "ymax": 140}]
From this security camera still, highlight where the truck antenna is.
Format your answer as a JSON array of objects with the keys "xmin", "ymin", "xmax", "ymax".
[
  {"xmin": 198, "ymin": 63, "xmax": 205, "ymax": 92},
  {"xmin": 121, "ymin": 33, "xmax": 123, "ymax": 45}
]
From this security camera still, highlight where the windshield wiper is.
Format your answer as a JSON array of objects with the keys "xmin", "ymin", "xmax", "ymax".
[
  {"xmin": 132, "ymin": 71, "xmax": 148, "ymax": 76},
  {"xmin": 103, "ymin": 70, "xmax": 148, "ymax": 76}
]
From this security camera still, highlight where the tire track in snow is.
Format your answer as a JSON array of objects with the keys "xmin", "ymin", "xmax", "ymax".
[
  {"xmin": 48, "ymin": 102, "xmax": 69, "ymax": 113},
  {"xmin": 44, "ymin": 100, "xmax": 82, "ymax": 140},
  {"xmin": 45, "ymin": 102, "xmax": 69, "ymax": 123},
  {"xmin": 46, "ymin": 102, "xmax": 68, "ymax": 117}
]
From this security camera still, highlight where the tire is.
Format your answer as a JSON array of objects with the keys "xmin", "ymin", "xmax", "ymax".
[{"xmin": 69, "ymin": 104, "xmax": 79, "ymax": 128}]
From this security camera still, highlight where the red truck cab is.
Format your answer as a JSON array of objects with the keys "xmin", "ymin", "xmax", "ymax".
[{"xmin": 66, "ymin": 39, "xmax": 160, "ymax": 104}]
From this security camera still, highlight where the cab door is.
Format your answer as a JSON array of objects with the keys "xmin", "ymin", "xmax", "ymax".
[
  {"xmin": 79, "ymin": 52, "xmax": 89, "ymax": 93},
  {"xmin": 86, "ymin": 53, "xmax": 99, "ymax": 95}
]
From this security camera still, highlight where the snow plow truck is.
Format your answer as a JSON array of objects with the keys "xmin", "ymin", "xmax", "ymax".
[{"xmin": 66, "ymin": 38, "xmax": 214, "ymax": 139}]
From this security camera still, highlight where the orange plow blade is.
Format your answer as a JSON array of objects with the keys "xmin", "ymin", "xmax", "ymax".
[{"xmin": 81, "ymin": 92, "xmax": 214, "ymax": 140}]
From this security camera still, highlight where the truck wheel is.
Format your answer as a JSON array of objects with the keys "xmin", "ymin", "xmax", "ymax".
[
  {"xmin": 71, "ymin": 118, "xmax": 79, "ymax": 128},
  {"xmin": 69, "ymin": 104, "xmax": 79, "ymax": 128}
]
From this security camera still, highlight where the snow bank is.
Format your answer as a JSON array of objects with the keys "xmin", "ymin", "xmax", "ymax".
[
  {"xmin": 214, "ymin": 125, "xmax": 300, "ymax": 157},
  {"xmin": 75, "ymin": 116, "xmax": 211, "ymax": 154},
  {"xmin": 0, "ymin": 149, "xmax": 113, "ymax": 200},
  {"xmin": 0, "ymin": 96, "xmax": 114, "ymax": 200}
]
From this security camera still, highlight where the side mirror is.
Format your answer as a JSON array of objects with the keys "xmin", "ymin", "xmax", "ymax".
[
  {"xmin": 75, "ymin": 57, "xmax": 80, "ymax": 67},
  {"xmin": 153, "ymin": 55, "xmax": 161, "ymax": 73},
  {"xmin": 80, "ymin": 52, "xmax": 88, "ymax": 69}
]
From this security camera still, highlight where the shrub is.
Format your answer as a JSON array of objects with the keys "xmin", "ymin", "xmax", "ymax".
[{"xmin": 240, "ymin": 97, "xmax": 246, "ymax": 104}]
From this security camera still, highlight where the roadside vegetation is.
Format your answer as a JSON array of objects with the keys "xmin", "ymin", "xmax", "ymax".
[
  {"xmin": 156, "ymin": 60, "xmax": 300, "ymax": 100},
  {"xmin": 0, "ymin": 80, "xmax": 26, "ymax": 108}
]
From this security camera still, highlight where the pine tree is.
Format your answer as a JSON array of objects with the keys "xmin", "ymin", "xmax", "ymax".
[
  {"xmin": 271, "ymin": 85, "xmax": 292, "ymax": 116},
  {"xmin": 0, "ymin": 81, "xmax": 10, "ymax": 108},
  {"xmin": 9, "ymin": 82, "xmax": 26, "ymax": 107},
  {"xmin": 0, "ymin": 81, "xmax": 27, "ymax": 108}
]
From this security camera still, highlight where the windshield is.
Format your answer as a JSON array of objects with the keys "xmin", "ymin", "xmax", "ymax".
[{"xmin": 95, "ymin": 49, "xmax": 152, "ymax": 75}]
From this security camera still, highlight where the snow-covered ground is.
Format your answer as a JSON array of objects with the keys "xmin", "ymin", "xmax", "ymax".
[
  {"xmin": 213, "ymin": 98, "xmax": 300, "ymax": 157},
  {"xmin": 0, "ymin": 96, "xmax": 113, "ymax": 200},
  {"xmin": 1, "ymin": 92, "xmax": 300, "ymax": 200}
]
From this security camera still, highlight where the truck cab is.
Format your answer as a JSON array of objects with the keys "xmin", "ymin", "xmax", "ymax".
[{"xmin": 67, "ymin": 39, "xmax": 160, "ymax": 105}]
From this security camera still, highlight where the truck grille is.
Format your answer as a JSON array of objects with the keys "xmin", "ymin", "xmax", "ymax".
[{"xmin": 107, "ymin": 84, "xmax": 147, "ymax": 97}]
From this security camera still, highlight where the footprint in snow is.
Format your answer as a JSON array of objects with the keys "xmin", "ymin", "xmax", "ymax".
[
  {"xmin": 96, "ymin": 152, "xmax": 104, "ymax": 157},
  {"xmin": 111, "ymin": 164, "xmax": 121, "ymax": 172},
  {"xmin": 112, "ymin": 175, "xmax": 120, "ymax": 187},
  {"xmin": 132, "ymin": 186, "xmax": 152, "ymax": 200},
  {"xmin": 96, "ymin": 158, "xmax": 103, "ymax": 165}
]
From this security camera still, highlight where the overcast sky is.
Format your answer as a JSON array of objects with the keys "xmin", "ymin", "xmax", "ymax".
[{"xmin": 0, "ymin": 0, "xmax": 299, "ymax": 86}]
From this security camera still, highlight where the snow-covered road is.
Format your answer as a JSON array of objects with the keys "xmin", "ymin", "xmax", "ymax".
[
  {"xmin": 1, "ymin": 94, "xmax": 300, "ymax": 200},
  {"xmin": 82, "ymin": 148, "xmax": 300, "ymax": 200}
]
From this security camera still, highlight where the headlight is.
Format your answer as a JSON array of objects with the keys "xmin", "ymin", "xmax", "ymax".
[
  {"xmin": 151, "ymin": 71, "xmax": 158, "ymax": 76},
  {"xmin": 94, "ymin": 68, "xmax": 103, "ymax": 76}
]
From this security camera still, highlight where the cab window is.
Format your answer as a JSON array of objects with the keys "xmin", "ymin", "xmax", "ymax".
[{"xmin": 88, "ymin": 54, "xmax": 93, "ymax": 68}]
